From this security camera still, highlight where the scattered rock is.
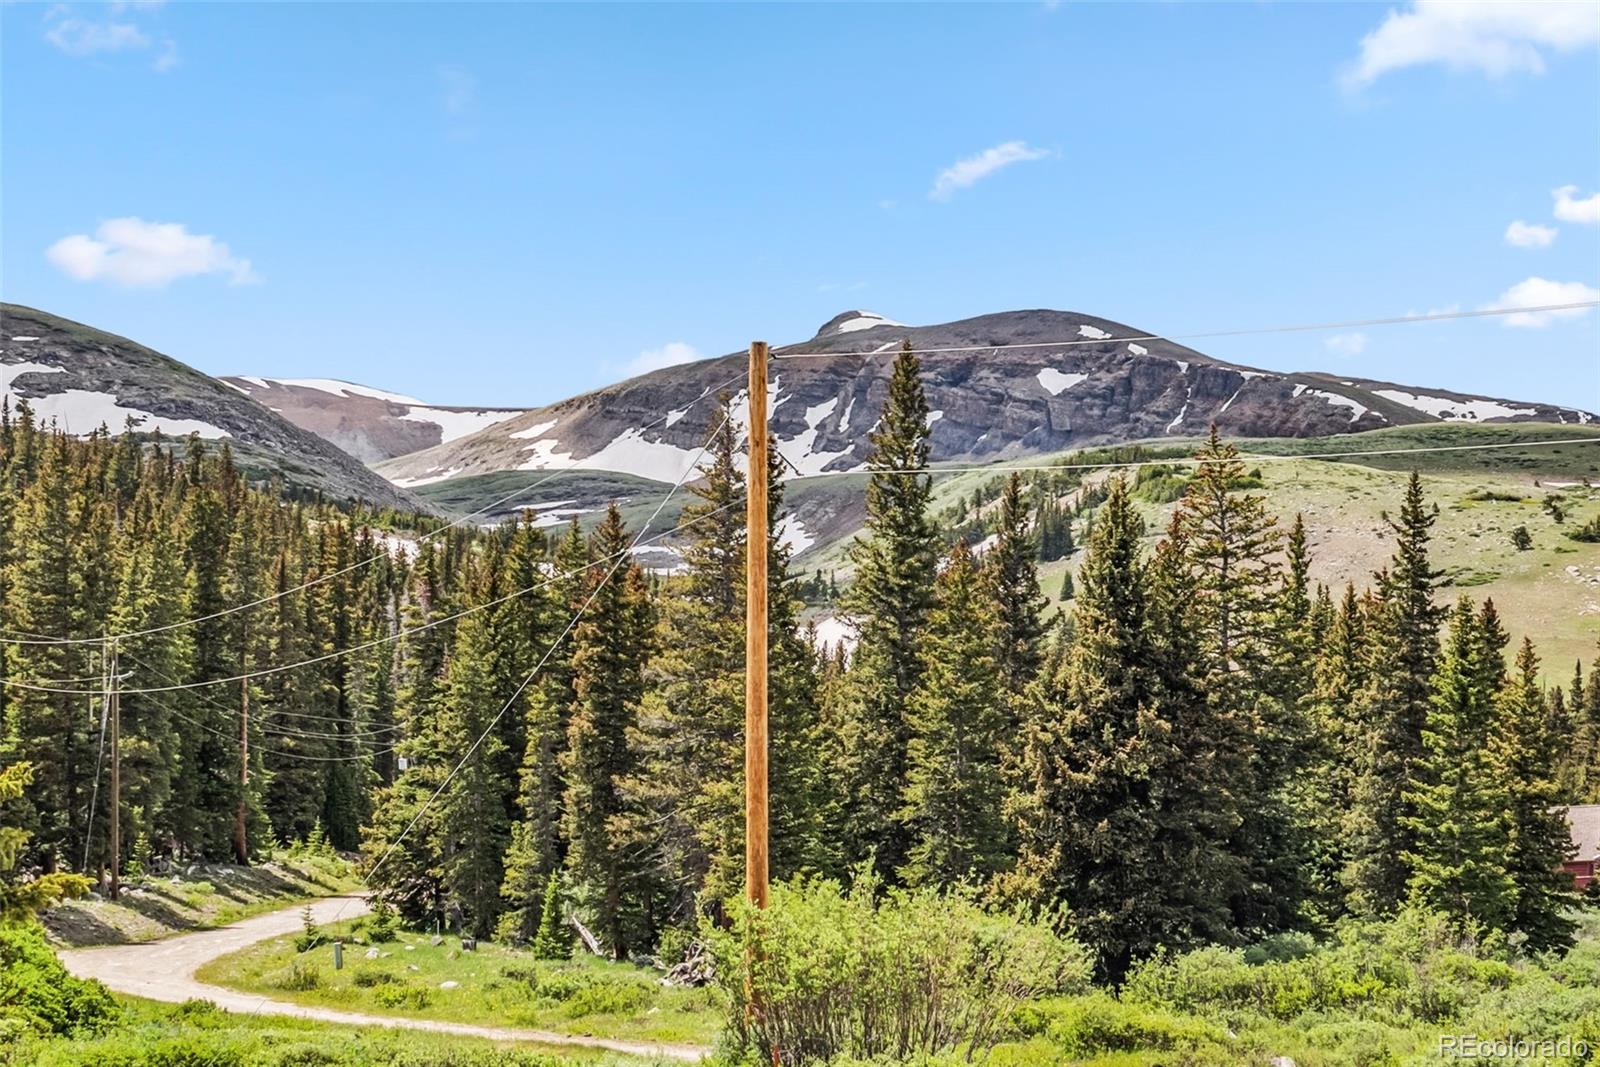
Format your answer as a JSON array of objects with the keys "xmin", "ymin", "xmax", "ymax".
[
  {"xmin": 364, "ymin": 948, "xmax": 380, "ymax": 960},
  {"xmin": 439, "ymin": 980, "xmax": 459, "ymax": 990},
  {"xmin": 430, "ymin": 936, "xmax": 443, "ymax": 947},
  {"xmin": 408, "ymin": 965, "xmax": 419, "ymax": 972},
  {"xmin": 404, "ymin": 945, "xmax": 415, "ymax": 952}
]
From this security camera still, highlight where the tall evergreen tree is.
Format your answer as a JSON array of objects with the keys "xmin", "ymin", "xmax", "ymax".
[
  {"xmin": 1403, "ymin": 597, "xmax": 1513, "ymax": 931},
  {"xmin": 1493, "ymin": 638, "xmax": 1578, "ymax": 951},
  {"xmin": 1005, "ymin": 480, "xmax": 1234, "ymax": 980},
  {"xmin": 562, "ymin": 505, "xmax": 652, "ymax": 958},
  {"xmin": 838, "ymin": 340, "xmax": 938, "ymax": 874},
  {"xmin": 898, "ymin": 541, "xmax": 1007, "ymax": 887},
  {"xmin": 1346, "ymin": 472, "xmax": 1444, "ymax": 916}
]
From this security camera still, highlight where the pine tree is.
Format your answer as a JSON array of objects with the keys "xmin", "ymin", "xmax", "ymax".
[
  {"xmin": 898, "ymin": 541, "xmax": 1007, "ymax": 886},
  {"xmin": 562, "ymin": 505, "xmax": 652, "ymax": 959},
  {"xmin": 1005, "ymin": 479, "xmax": 1234, "ymax": 980},
  {"xmin": 1346, "ymin": 472, "xmax": 1445, "ymax": 916},
  {"xmin": 1173, "ymin": 428, "xmax": 1298, "ymax": 935},
  {"xmin": 434, "ymin": 544, "xmax": 514, "ymax": 939},
  {"xmin": 1403, "ymin": 597, "xmax": 1513, "ymax": 932},
  {"xmin": 532, "ymin": 869, "xmax": 571, "ymax": 959},
  {"xmin": 838, "ymin": 340, "xmax": 938, "ymax": 874},
  {"xmin": 987, "ymin": 473, "xmax": 1047, "ymax": 734},
  {"xmin": 1493, "ymin": 638, "xmax": 1579, "ymax": 951}
]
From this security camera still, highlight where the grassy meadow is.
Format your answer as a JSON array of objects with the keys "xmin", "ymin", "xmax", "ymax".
[{"xmin": 195, "ymin": 917, "xmax": 724, "ymax": 1047}]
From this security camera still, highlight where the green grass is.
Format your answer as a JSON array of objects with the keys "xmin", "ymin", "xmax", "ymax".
[
  {"xmin": 42, "ymin": 849, "xmax": 361, "ymax": 948},
  {"xmin": 4, "ymin": 995, "xmax": 652, "ymax": 1067},
  {"xmin": 196, "ymin": 919, "xmax": 724, "ymax": 1046}
]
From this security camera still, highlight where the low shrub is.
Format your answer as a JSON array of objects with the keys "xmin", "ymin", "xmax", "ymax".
[
  {"xmin": 1042, "ymin": 993, "xmax": 1230, "ymax": 1055},
  {"xmin": 269, "ymin": 958, "xmax": 323, "ymax": 992},
  {"xmin": 373, "ymin": 984, "xmax": 432, "ymax": 1010},
  {"xmin": 352, "ymin": 968, "xmax": 400, "ymax": 988},
  {"xmin": 703, "ymin": 867, "xmax": 1090, "ymax": 1066},
  {"xmin": 561, "ymin": 980, "xmax": 650, "ymax": 1018}
]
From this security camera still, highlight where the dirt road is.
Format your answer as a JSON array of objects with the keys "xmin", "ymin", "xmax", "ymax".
[{"xmin": 58, "ymin": 895, "xmax": 706, "ymax": 1061}]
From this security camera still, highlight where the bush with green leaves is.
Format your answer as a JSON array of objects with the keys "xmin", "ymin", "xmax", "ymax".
[
  {"xmin": 0, "ymin": 920, "xmax": 119, "ymax": 1042},
  {"xmin": 702, "ymin": 869, "xmax": 1090, "ymax": 1066},
  {"xmin": 367, "ymin": 896, "xmax": 398, "ymax": 943}
]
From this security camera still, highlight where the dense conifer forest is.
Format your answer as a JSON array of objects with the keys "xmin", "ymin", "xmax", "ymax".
[{"xmin": 3, "ymin": 342, "xmax": 1598, "ymax": 984}]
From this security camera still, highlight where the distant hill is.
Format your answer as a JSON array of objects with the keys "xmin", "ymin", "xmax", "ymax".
[
  {"xmin": 219, "ymin": 376, "xmax": 522, "ymax": 464},
  {"xmin": 0, "ymin": 304, "xmax": 426, "ymax": 513},
  {"xmin": 374, "ymin": 308, "xmax": 1595, "ymax": 493}
]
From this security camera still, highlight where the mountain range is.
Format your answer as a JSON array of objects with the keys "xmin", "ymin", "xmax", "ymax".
[
  {"xmin": 0, "ymin": 304, "xmax": 421, "ymax": 512},
  {"xmin": 5, "ymin": 303, "xmax": 1595, "ymax": 538}
]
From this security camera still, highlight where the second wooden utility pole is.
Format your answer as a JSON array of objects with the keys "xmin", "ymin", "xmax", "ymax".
[
  {"xmin": 108, "ymin": 639, "xmax": 121, "ymax": 902},
  {"xmin": 745, "ymin": 340, "xmax": 769, "ymax": 911}
]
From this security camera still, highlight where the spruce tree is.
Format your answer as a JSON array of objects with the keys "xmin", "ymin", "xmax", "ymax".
[
  {"xmin": 987, "ymin": 473, "xmax": 1046, "ymax": 744},
  {"xmin": 1346, "ymin": 472, "xmax": 1445, "ymax": 916},
  {"xmin": 1493, "ymin": 638, "xmax": 1578, "ymax": 951},
  {"xmin": 1005, "ymin": 479, "xmax": 1234, "ymax": 980},
  {"xmin": 1403, "ymin": 597, "xmax": 1513, "ymax": 932},
  {"xmin": 898, "ymin": 541, "xmax": 1007, "ymax": 886},
  {"xmin": 838, "ymin": 340, "xmax": 937, "ymax": 874},
  {"xmin": 562, "ymin": 505, "xmax": 652, "ymax": 958}
]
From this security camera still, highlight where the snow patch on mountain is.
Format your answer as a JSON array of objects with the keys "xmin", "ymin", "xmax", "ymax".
[
  {"xmin": 400, "ymin": 407, "xmax": 518, "ymax": 444},
  {"xmin": 519, "ymin": 428, "xmax": 709, "ymax": 483},
  {"xmin": 1309, "ymin": 390, "xmax": 1369, "ymax": 422},
  {"xmin": 4, "ymin": 360, "xmax": 229, "ymax": 439},
  {"xmin": 511, "ymin": 419, "xmax": 559, "ymax": 440},
  {"xmin": 1077, "ymin": 324, "xmax": 1112, "ymax": 340},
  {"xmin": 835, "ymin": 312, "xmax": 906, "ymax": 334},
  {"xmin": 1037, "ymin": 368, "xmax": 1089, "ymax": 396},
  {"xmin": 392, "ymin": 465, "xmax": 464, "ymax": 488},
  {"xmin": 777, "ymin": 515, "xmax": 816, "ymax": 554},
  {"xmin": 1373, "ymin": 389, "xmax": 1538, "ymax": 422},
  {"xmin": 258, "ymin": 378, "xmax": 426, "ymax": 406},
  {"xmin": 1128, "ymin": 343, "xmax": 1148, "ymax": 356}
]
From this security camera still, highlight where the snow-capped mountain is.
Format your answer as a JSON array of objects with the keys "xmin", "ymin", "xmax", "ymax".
[
  {"xmin": 374, "ymin": 308, "xmax": 1593, "ymax": 491},
  {"xmin": 1, "ymin": 304, "xmax": 426, "ymax": 513},
  {"xmin": 219, "ymin": 376, "xmax": 523, "ymax": 464}
]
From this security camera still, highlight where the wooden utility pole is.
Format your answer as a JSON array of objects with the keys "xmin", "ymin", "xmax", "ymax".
[
  {"xmin": 108, "ymin": 639, "xmax": 121, "ymax": 902},
  {"xmin": 234, "ymin": 666, "xmax": 250, "ymax": 865},
  {"xmin": 745, "ymin": 340, "xmax": 770, "ymax": 910}
]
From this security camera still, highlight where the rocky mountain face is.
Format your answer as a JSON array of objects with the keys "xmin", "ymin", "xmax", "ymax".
[
  {"xmin": 375, "ymin": 308, "xmax": 1594, "ymax": 491},
  {"xmin": 219, "ymin": 376, "xmax": 523, "ymax": 464},
  {"xmin": 0, "ymin": 304, "xmax": 427, "ymax": 513}
]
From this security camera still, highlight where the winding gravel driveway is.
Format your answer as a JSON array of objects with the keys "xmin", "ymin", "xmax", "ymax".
[{"xmin": 58, "ymin": 895, "xmax": 706, "ymax": 1061}]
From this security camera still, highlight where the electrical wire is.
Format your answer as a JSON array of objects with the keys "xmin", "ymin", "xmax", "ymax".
[
  {"xmin": 0, "ymin": 370, "xmax": 747, "ymax": 648},
  {"xmin": 0, "ymin": 496, "xmax": 743, "ymax": 697},
  {"xmin": 342, "ymin": 411, "xmax": 734, "ymax": 918},
  {"xmin": 774, "ymin": 301, "xmax": 1600, "ymax": 359}
]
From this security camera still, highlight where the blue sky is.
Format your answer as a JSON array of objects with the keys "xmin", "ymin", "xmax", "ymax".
[{"xmin": 3, "ymin": 2, "xmax": 1598, "ymax": 410}]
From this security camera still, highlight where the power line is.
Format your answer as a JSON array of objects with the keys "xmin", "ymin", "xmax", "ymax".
[
  {"xmin": 0, "ymin": 497, "xmax": 743, "ymax": 697},
  {"xmin": 344, "ymin": 410, "xmax": 732, "ymax": 918},
  {"xmin": 775, "ymin": 301, "xmax": 1600, "ymax": 359},
  {"xmin": 786, "ymin": 434, "xmax": 1600, "ymax": 481},
  {"xmin": 0, "ymin": 370, "xmax": 747, "ymax": 649}
]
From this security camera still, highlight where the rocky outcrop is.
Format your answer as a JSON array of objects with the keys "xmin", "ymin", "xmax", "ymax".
[{"xmin": 376, "ymin": 308, "xmax": 1592, "ymax": 489}]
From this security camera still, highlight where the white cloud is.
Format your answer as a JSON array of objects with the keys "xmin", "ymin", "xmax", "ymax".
[
  {"xmin": 1554, "ymin": 185, "xmax": 1600, "ymax": 225},
  {"xmin": 153, "ymin": 37, "xmax": 179, "ymax": 73},
  {"xmin": 1481, "ymin": 277, "xmax": 1600, "ymax": 328},
  {"xmin": 44, "ymin": 3, "xmax": 177, "ymax": 72},
  {"xmin": 1324, "ymin": 332, "xmax": 1369, "ymax": 356},
  {"xmin": 46, "ymin": 218, "xmax": 259, "ymax": 288},
  {"xmin": 45, "ymin": 11, "xmax": 149, "ymax": 56},
  {"xmin": 1343, "ymin": 1, "xmax": 1600, "ymax": 89},
  {"xmin": 1504, "ymin": 220, "xmax": 1557, "ymax": 248},
  {"xmin": 622, "ymin": 342, "xmax": 703, "ymax": 378},
  {"xmin": 929, "ymin": 141, "xmax": 1051, "ymax": 201}
]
